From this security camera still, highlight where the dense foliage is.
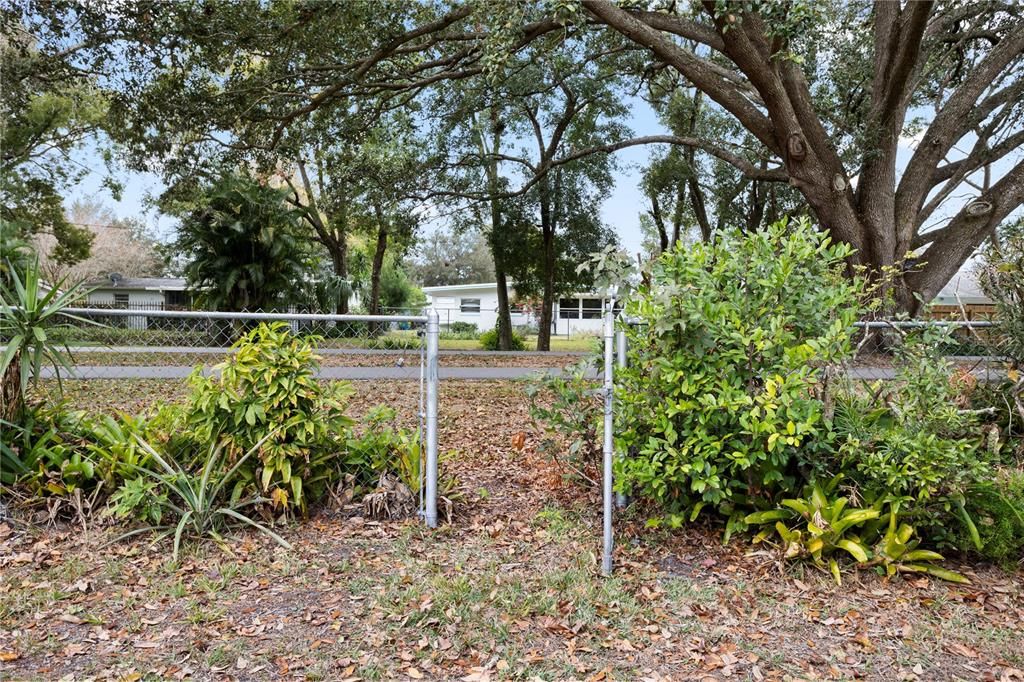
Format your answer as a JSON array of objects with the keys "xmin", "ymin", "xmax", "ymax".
[
  {"xmin": 615, "ymin": 219, "xmax": 862, "ymax": 530},
  {"xmin": 1, "ymin": 321, "xmax": 452, "ymax": 555},
  {"xmin": 480, "ymin": 323, "xmax": 526, "ymax": 351},
  {"xmin": 172, "ymin": 174, "xmax": 313, "ymax": 312},
  {"xmin": 531, "ymin": 222, "xmax": 1024, "ymax": 581},
  {"xmin": 186, "ymin": 322, "xmax": 354, "ymax": 512}
]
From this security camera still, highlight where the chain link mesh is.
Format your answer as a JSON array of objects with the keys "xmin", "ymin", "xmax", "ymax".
[{"xmin": 45, "ymin": 308, "xmax": 429, "ymax": 382}]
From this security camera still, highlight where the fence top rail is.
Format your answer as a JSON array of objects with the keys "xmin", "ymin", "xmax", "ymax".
[
  {"xmin": 55, "ymin": 307, "xmax": 430, "ymax": 324},
  {"xmin": 617, "ymin": 315, "xmax": 999, "ymax": 329},
  {"xmin": 852, "ymin": 320, "xmax": 998, "ymax": 328}
]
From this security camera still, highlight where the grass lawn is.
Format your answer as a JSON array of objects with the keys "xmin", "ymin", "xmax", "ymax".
[
  {"xmin": 2, "ymin": 380, "xmax": 1022, "ymax": 680},
  {"xmin": 437, "ymin": 336, "xmax": 597, "ymax": 352}
]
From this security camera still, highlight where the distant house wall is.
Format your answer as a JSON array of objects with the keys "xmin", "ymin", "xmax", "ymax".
[
  {"xmin": 87, "ymin": 289, "xmax": 167, "ymax": 307},
  {"xmin": 423, "ymin": 283, "xmax": 610, "ymax": 336}
]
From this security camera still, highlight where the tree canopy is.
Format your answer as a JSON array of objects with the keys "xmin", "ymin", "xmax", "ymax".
[{"xmin": 11, "ymin": 0, "xmax": 1024, "ymax": 316}]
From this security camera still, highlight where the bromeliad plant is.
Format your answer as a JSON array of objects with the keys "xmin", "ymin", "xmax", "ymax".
[
  {"xmin": 867, "ymin": 502, "xmax": 970, "ymax": 584},
  {"xmin": 187, "ymin": 322, "xmax": 354, "ymax": 512},
  {"xmin": 747, "ymin": 476, "xmax": 879, "ymax": 584},
  {"xmin": 111, "ymin": 435, "xmax": 291, "ymax": 561},
  {"xmin": 747, "ymin": 479, "xmax": 969, "ymax": 584}
]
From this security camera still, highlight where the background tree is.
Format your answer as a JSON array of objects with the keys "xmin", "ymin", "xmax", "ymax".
[
  {"xmin": 34, "ymin": 199, "xmax": 162, "ymax": 283},
  {"xmin": 171, "ymin": 174, "xmax": 313, "ymax": 312},
  {"xmin": 0, "ymin": 11, "xmax": 106, "ymax": 268},
  {"xmin": 638, "ymin": 81, "xmax": 807, "ymax": 256},
  {"xmin": 428, "ymin": 35, "xmax": 628, "ymax": 349},
  {"xmin": 411, "ymin": 227, "xmax": 494, "ymax": 287}
]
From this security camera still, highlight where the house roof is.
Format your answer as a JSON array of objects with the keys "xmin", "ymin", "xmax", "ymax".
[
  {"xmin": 422, "ymin": 282, "xmax": 506, "ymax": 293},
  {"xmin": 932, "ymin": 269, "xmax": 991, "ymax": 306},
  {"xmin": 86, "ymin": 277, "xmax": 188, "ymax": 291}
]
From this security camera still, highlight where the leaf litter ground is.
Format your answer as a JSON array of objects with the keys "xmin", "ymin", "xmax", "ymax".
[{"xmin": 1, "ymin": 380, "xmax": 1022, "ymax": 681}]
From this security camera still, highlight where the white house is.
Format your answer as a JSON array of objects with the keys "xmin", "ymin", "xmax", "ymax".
[
  {"xmin": 85, "ymin": 275, "xmax": 191, "ymax": 309},
  {"xmin": 422, "ymin": 282, "xmax": 614, "ymax": 336}
]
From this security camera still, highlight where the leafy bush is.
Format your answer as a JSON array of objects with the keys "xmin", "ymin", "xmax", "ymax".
[
  {"xmin": 979, "ymin": 222, "xmax": 1024, "ymax": 439},
  {"xmin": 958, "ymin": 471, "xmax": 1024, "ymax": 564},
  {"xmin": 480, "ymin": 323, "xmax": 526, "ymax": 351},
  {"xmin": 111, "ymin": 436, "xmax": 291, "ymax": 561},
  {"xmin": 445, "ymin": 321, "xmax": 478, "ymax": 337},
  {"xmin": 527, "ymin": 359, "xmax": 602, "ymax": 487},
  {"xmin": 186, "ymin": 322, "xmax": 354, "ymax": 512},
  {"xmin": 345, "ymin": 406, "xmax": 459, "ymax": 498},
  {"xmin": 0, "ymin": 405, "xmax": 99, "ymax": 496},
  {"xmin": 832, "ymin": 331, "xmax": 994, "ymax": 542},
  {"xmin": 615, "ymin": 218, "xmax": 862, "ymax": 526}
]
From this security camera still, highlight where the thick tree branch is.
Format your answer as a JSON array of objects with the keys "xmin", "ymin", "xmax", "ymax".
[
  {"xmin": 896, "ymin": 21, "xmax": 1024, "ymax": 229},
  {"xmin": 581, "ymin": 0, "xmax": 778, "ymax": 153},
  {"xmin": 907, "ymin": 157, "xmax": 1024, "ymax": 302}
]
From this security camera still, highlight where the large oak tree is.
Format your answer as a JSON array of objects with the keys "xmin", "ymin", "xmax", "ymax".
[{"xmin": 23, "ymin": 0, "xmax": 1024, "ymax": 312}]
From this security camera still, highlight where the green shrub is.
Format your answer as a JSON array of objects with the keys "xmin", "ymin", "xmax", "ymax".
[
  {"xmin": 344, "ymin": 406, "xmax": 459, "ymax": 499},
  {"xmin": 0, "ymin": 405, "xmax": 99, "ymax": 496},
  {"xmin": 527, "ymin": 359, "xmax": 602, "ymax": 487},
  {"xmin": 958, "ymin": 471, "xmax": 1024, "ymax": 564},
  {"xmin": 110, "ymin": 436, "xmax": 291, "ymax": 561},
  {"xmin": 615, "ymin": 218, "xmax": 862, "ymax": 527},
  {"xmin": 480, "ymin": 324, "xmax": 526, "ymax": 351},
  {"xmin": 186, "ymin": 322, "xmax": 354, "ymax": 512},
  {"xmin": 833, "ymin": 331, "xmax": 994, "ymax": 542},
  {"xmin": 446, "ymin": 321, "xmax": 479, "ymax": 337}
]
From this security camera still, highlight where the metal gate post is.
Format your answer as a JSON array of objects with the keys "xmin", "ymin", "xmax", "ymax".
[
  {"xmin": 601, "ymin": 294, "xmax": 616, "ymax": 576},
  {"xmin": 615, "ymin": 327, "xmax": 628, "ymax": 510},
  {"xmin": 424, "ymin": 308, "xmax": 440, "ymax": 528}
]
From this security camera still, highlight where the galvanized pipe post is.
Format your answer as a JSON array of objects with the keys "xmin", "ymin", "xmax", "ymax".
[
  {"xmin": 615, "ymin": 328, "xmax": 628, "ymax": 510},
  {"xmin": 601, "ymin": 293, "xmax": 616, "ymax": 576},
  {"xmin": 424, "ymin": 308, "xmax": 440, "ymax": 528}
]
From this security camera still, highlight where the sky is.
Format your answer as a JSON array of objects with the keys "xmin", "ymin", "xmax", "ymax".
[{"xmin": 67, "ymin": 98, "xmax": 666, "ymax": 259}]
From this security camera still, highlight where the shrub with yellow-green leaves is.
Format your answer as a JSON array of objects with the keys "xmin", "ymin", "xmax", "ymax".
[{"xmin": 187, "ymin": 322, "xmax": 354, "ymax": 512}]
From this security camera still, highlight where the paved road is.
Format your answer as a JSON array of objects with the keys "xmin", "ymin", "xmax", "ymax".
[{"xmin": 41, "ymin": 365, "xmax": 1010, "ymax": 381}]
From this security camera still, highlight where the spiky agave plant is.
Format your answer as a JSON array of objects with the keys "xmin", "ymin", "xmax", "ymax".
[
  {"xmin": 0, "ymin": 257, "xmax": 99, "ymax": 421},
  {"xmin": 111, "ymin": 434, "xmax": 292, "ymax": 561}
]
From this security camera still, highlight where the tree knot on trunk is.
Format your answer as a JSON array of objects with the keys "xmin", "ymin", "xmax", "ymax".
[{"xmin": 786, "ymin": 132, "xmax": 807, "ymax": 163}]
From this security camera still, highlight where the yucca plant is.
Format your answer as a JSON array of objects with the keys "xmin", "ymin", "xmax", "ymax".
[
  {"xmin": 0, "ymin": 257, "xmax": 98, "ymax": 421},
  {"xmin": 111, "ymin": 434, "xmax": 291, "ymax": 561}
]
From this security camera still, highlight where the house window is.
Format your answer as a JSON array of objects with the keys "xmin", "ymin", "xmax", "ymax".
[
  {"xmin": 581, "ymin": 298, "xmax": 603, "ymax": 319},
  {"xmin": 460, "ymin": 298, "xmax": 481, "ymax": 313},
  {"xmin": 113, "ymin": 293, "xmax": 129, "ymax": 308},
  {"xmin": 558, "ymin": 297, "xmax": 580, "ymax": 319},
  {"xmin": 165, "ymin": 290, "xmax": 187, "ymax": 308}
]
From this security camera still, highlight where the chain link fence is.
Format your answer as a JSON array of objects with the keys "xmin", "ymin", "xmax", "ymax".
[
  {"xmin": 23, "ymin": 307, "xmax": 443, "ymax": 527},
  {"xmin": 47, "ymin": 307, "xmax": 432, "ymax": 381}
]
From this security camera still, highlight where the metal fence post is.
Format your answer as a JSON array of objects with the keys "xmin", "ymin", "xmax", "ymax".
[
  {"xmin": 601, "ymin": 294, "xmax": 616, "ymax": 576},
  {"xmin": 615, "ymin": 327, "xmax": 628, "ymax": 510},
  {"xmin": 424, "ymin": 308, "xmax": 440, "ymax": 528}
]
